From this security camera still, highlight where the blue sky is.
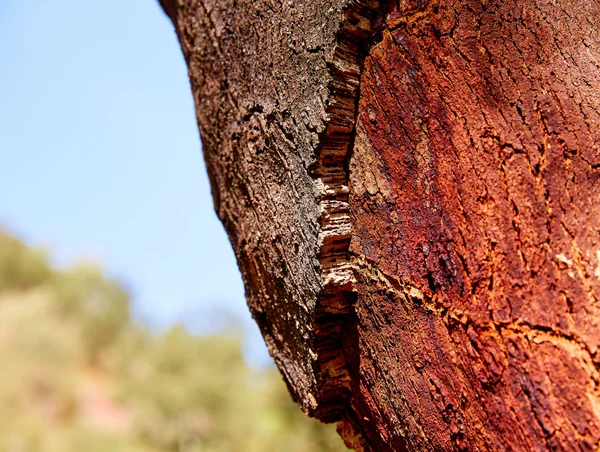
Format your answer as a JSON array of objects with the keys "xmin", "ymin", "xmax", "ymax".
[{"xmin": 0, "ymin": 0, "xmax": 269, "ymax": 363}]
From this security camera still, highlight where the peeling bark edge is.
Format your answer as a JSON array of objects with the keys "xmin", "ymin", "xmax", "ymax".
[{"xmin": 312, "ymin": 0, "xmax": 382, "ymax": 424}]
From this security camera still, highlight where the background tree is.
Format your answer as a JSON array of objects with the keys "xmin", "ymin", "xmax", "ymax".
[
  {"xmin": 159, "ymin": 0, "xmax": 600, "ymax": 450},
  {"xmin": 0, "ymin": 228, "xmax": 345, "ymax": 451}
]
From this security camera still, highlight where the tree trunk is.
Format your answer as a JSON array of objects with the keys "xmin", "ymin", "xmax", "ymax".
[{"xmin": 160, "ymin": 0, "xmax": 600, "ymax": 449}]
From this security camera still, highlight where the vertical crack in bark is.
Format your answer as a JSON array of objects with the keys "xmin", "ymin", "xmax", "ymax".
[{"xmin": 312, "ymin": 0, "xmax": 383, "ymax": 428}]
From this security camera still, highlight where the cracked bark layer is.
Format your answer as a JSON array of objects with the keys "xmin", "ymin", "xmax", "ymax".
[
  {"xmin": 159, "ymin": 0, "xmax": 380, "ymax": 430},
  {"xmin": 160, "ymin": 0, "xmax": 600, "ymax": 450}
]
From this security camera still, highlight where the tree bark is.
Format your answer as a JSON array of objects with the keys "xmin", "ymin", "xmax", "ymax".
[{"xmin": 160, "ymin": 0, "xmax": 600, "ymax": 450}]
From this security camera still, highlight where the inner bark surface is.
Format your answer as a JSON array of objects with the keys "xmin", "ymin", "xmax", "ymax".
[{"xmin": 347, "ymin": 0, "xmax": 600, "ymax": 449}]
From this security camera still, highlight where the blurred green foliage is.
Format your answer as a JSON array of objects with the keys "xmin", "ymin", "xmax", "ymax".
[{"xmin": 0, "ymin": 229, "xmax": 346, "ymax": 452}]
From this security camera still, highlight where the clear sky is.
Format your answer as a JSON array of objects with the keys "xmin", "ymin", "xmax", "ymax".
[{"xmin": 0, "ymin": 0, "xmax": 269, "ymax": 363}]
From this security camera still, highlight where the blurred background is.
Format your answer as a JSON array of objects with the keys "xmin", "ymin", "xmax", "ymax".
[{"xmin": 0, "ymin": 1, "xmax": 345, "ymax": 450}]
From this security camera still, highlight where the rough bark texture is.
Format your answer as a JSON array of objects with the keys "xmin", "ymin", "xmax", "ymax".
[{"xmin": 160, "ymin": 0, "xmax": 600, "ymax": 450}]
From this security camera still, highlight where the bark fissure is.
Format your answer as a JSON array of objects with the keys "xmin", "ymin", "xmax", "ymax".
[{"xmin": 313, "ymin": 0, "xmax": 384, "ymax": 424}]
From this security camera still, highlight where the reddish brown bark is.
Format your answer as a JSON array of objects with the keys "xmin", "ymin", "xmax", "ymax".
[
  {"xmin": 160, "ymin": 0, "xmax": 600, "ymax": 449},
  {"xmin": 346, "ymin": 1, "xmax": 600, "ymax": 449}
]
